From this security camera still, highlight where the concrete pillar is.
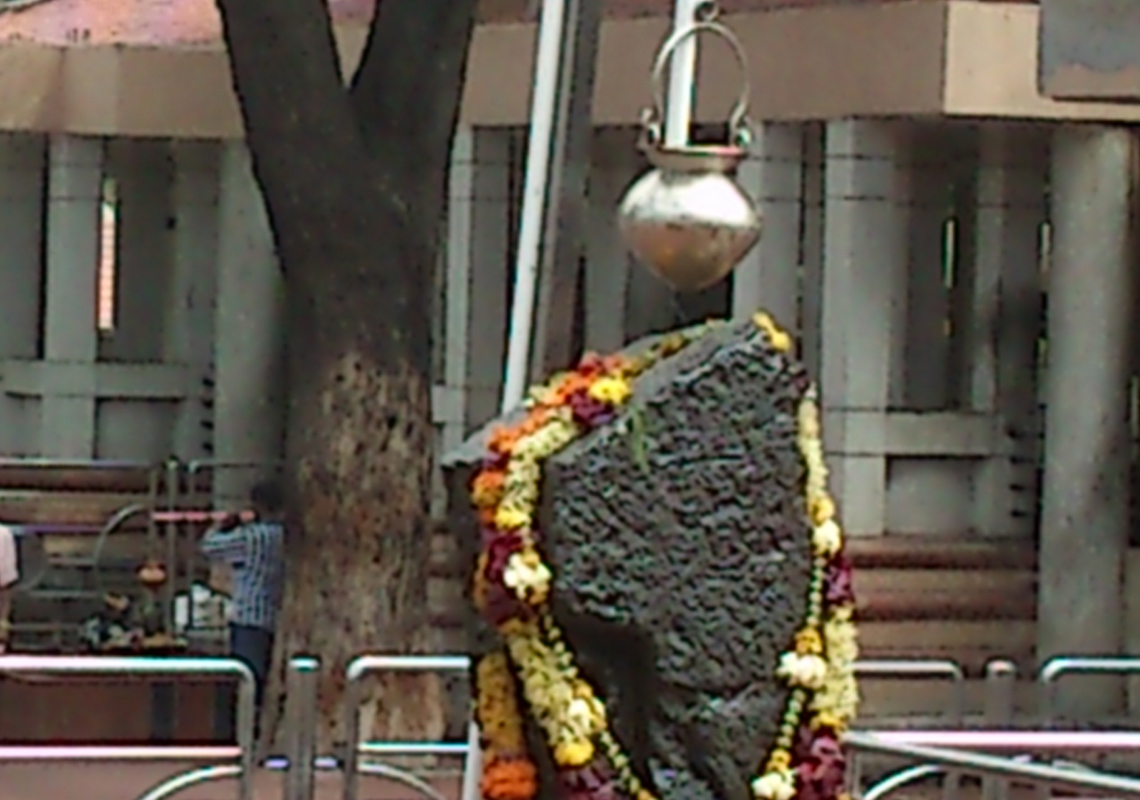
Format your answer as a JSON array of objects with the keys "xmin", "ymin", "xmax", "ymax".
[
  {"xmin": 583, "ymin": 127, "xmax": 637, "ymax": 353},
  {"xmin": 732, "ymin": 123, "xmax": 803, "ymax": 334},
  {"xmin": 819, "ymin": 120, "xmax": 909, "ymax": 536},
  {"xmin": 168, "ymin": 141, "xmax": 221, "ymax": 459},
  {"xmin": 903, "ymin": 127, "xmax": 952, "ymax": 410},
  {"xmin": 444, "ymin": 126, "xmax": 511, "ymax": 445},
  {"xmin": 212, "ymin": 143, "xmax": 285, "ymax": 503},
  {"xmin": 0, "ymin": 134, "xmax": 45, "ymax": 455},
  {"xmin": 967, "ymin": 125, "xmax": 1047, "ymax": 537},
  {"xmin": 42, "ymin": 135, "xmax": 103, "ymax": 458},
  {"xmin": 100, "ymin": 140, "xmax": 172, "ymax": 363},
  {"xmin": 1038, "ymin": 125, "xmax": 1135, "ymax": 716}
]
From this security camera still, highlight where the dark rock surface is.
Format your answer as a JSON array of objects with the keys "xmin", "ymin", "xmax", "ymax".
[{"xmin": 444, "ymin": 320, "xmax": 814, "ymax": 800}]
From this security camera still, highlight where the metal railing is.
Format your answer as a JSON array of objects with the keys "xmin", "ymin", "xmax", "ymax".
[
  {"xmin": 853, "ymin": 658, "xmax": 968, "ymax": 800},
  {"xmin": 1039, "ymin": 656, "xmax": 1140, "ymax": 721},
  {"xmin": 9, "ymin": 651, "xmax": 1140, "ymax": 800},
  {"xmin": 846, "ymin": 731, "xmax": 1140, "ymax": 800},
  {"xmin": 342, "ymin": 654, "xmax": 480, "ymax": 800},
  {"xmin": 0, "ymin": 654, "xmax": 256, "ymax": 800}
]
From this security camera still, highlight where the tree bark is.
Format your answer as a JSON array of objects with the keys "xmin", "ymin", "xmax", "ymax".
[{"xmin": 213, "ymin": 0, "xmax": 479, "ymax": 748}]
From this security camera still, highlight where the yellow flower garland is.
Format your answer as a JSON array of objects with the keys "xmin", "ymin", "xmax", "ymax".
[{"xmin": 471, "ymin": 315, "xmax": 859, "ymax": 800}]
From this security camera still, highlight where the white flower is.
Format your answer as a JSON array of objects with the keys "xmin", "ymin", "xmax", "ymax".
[
  {"xmin": 777, "ymin": 652, "xmax": 829, "ymax": 690},
  {"xmin": 812, "ymin": 519, "xmax": 842, "ymax": 557},
  {"xmin": 752, "ymin": 769, "xmax": 797, "ymax": 800},
  {"xmin": 502, "ymin": 552, "xmax": 552, "ymax": 599}
]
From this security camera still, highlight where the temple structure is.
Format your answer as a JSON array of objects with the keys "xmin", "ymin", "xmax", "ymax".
[{"xmin": 0, "ymin": 0, "xmax": 1137, "ymax": 719}]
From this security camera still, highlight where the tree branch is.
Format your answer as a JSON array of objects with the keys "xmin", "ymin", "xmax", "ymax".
[
  {"xmin": 214, "ymin": 0, "xmax": 376, "ymax": 259},
  {"xmin": 349, "ymin": 0, "xmax": 481, "ymax": 187}
]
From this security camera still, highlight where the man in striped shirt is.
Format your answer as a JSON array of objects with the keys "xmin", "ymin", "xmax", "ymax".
[{"xmin": 201, "ymin": 480, "xmax": 285, "ymax": 714}]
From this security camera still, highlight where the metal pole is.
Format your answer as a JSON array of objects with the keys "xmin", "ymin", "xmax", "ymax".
[
  {"xmin": 983, "ymin": 660, "xmax": 1017, "ymax": 800},
  {"xmin": 843, "ymin": 732, "xmax": 1140, "ymax": 800},
  {"xmin": 664, "ymin": 0, "xmax": 709, "ymax": 148},
  {"xmin": 163, "ymin": 457, "xmax": 181, "ymax": 634},
  {"xmin": 342, "ymin": 655, "xmax": 472, "ymax": 800},
  {"xmin": 853, "ymin": 659, "xmax": 965, "ymax": 800},
  {"xmin": 285, "ymin": 657, "xmax": 320, "ymax": 800},
  {"xmin": 500, "ymin": 0, "xmax": 569, "ymax": 411}
]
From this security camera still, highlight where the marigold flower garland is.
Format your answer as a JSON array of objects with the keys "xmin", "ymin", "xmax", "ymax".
[{"xmin": 470, "ymin": 315, "xmax": 858, "ymax": 800}]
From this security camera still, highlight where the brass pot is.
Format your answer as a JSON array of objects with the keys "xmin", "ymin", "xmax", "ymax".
[{"xmin": 617, "ymin": 19, "xmax": 762, "ymax": 292}]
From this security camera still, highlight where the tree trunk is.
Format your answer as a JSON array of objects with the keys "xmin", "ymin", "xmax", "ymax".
[{"xmin": 213, "ymin": 0, "xmax": 479, "ymax": 749}]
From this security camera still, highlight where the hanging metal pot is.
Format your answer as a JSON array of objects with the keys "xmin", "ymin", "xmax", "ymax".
[{"xmin": 617, "ymin": 20, "xmax": 762, "ymax": 293}]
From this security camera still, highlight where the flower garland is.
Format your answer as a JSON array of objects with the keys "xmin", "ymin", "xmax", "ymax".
[{"xmin": 470, "ymin": 315, "xmax": 859, "ymax": 800}]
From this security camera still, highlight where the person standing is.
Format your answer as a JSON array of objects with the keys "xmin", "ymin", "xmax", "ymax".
[{"xmin": 201, "ymin": 479, "xmax": 285, "ymax": 728}]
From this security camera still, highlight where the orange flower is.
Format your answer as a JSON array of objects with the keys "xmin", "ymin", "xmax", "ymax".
[
  {"xmin": 550, "ymin": 372, "xmax": 592, "ymax": 404},
  {"xmin": 487, "ymin": 425, "xmax": 519, "ymax": 456},
  {"xmin": 471, "ymin": 470, "xmax": 506, "ymax": 508},
  {"xmin": 577, "ymin": 352, "xmax": 606, "ymax": 376},
  {"xmin": 477, "ymin": 507, "xmax": 498, "ymax": 528},
  {"xmin": 482, "ymin": 757, "xmax": 539, "ymax": 800}
]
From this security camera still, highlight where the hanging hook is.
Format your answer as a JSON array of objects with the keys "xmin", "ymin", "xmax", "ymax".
[{"xmin": 639, "ymin": 17, "xmax": 753, "ymax": 153}]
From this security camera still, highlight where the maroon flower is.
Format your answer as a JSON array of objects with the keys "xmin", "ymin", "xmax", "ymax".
[
  {"xmin": 793, "ymin": 729, "xmax": 848, "ymax": 800},
  {"xmin": 485, "ymin": 532, "xmax": 525, "ymax": 584},
  {"xmin": 480, "ymin": 582, "xmax": 531, "ymax": 627},
  {"xmin": 567, "ymin": 389, "xmax": 616, "ymax": 428},
  {"xmin": 483, "ymin": 450, "xmax": 510, "ymax": 471},
  {"xmin": 824, "ymin": 551, "xmax": 855, "ymax": 606},
  {"xmin": 558, "ymin": 758, "xmax": 624, "ymax": 800}
]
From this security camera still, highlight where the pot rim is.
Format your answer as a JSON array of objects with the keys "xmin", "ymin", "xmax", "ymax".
[{"xmin": 641, "ymin": 143, "xmax": 748, "ymax": 175}]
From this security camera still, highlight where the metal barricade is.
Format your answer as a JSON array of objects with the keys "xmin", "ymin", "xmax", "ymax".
[
  {"xmin": 284, "ymin": 657, "xmax": 321, "ymax": 800},
  {"xmin": 846, "ymin": 731, "xmax": 1140, "ymax": 800},
  {"xmin": 1039, "ymin": 656, "xmax": 1140, "ymax": 722},
  {"xmin": 853, "ymin": 659, "xmax": 968, "ymax": 800},
  {"xmin": 342, "ymin": 654, "xmax": 480, "ymax": 800},
  {"xmin": 0, "ymin": 654, "xmax": 256, "ymax": 800}
]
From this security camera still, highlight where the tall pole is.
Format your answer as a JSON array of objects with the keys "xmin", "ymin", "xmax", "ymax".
[
  {"xmin": 664, "ymin": 0, "xmax": 709, "ymax": 147},
  {"xmin": 500, "ymin": 0, "xmax": 569, "ymax": 412},
  {"xmin": 499, "ymin": 0, "xmax": 707, "ymax": 413}
]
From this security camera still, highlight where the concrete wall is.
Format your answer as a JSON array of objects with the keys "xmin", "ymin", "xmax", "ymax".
[
  {"xmin": 0, "ymin": 133, "xmax": 285, "ymax": 494},
  {"xmin": 0, "ymin": 121, "xmax": 1074, "ymax": 540}
]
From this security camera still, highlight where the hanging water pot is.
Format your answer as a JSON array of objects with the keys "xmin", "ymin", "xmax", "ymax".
[{"xmin": 617, "ymin": 20, "xmax": 762, "ymax": 293}]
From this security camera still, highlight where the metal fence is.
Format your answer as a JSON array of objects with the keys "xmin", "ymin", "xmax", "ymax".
[{"xmin": 9, "ymin": 647, "xmax": 1140, "ymax": 800}]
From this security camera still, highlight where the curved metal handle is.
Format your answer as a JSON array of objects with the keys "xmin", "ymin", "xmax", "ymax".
[{"xmin": 643, "ymin": 20, "xmax": 753, "ymax": 149}]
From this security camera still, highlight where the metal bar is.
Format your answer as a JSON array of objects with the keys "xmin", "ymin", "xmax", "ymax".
[
  {"xmin": 526, "ymin": 0, "xmax": 602, "ymax": 379},
  {"xmin": 0, "ymin": 745, "xmax": 241, "ymax": 761},
  {"xmin": 460, "ymin": 720, "xmax": 483, "ymax": 800},
  {"xmin": 357, "ymin": 763, "xmax": 453, "ymax": 800},
  {"xmin": 345, "ymin": 655, "xmax": 470, "ymax": 681},
  {"xmin": 163, "ymin": 458, "xmax": 180, "ymax": 634},
  {"xmin": 0, "ymin": 654, "xmax": 257, "ymax": 800},
  {"xmin": 285, "ymin": 657, "xmax": 321, "ymax": 800},
  {"xmin": 864, "ymin": 765, "xmax": 948, "ymax": 800},
  {"xmin": 342, "ymin": 654, "xmax": 472, "ymax": 800},
  {"xmin": 855, "ymin": 659, "xmax": 966, "ymax": 680},
  {"xmin": 843, "ymin": 733, "xmax": 1140, "ymax": 799},
  {"xmin": 133, "ymin": 764, "xmax": 243, "ymax": 800},
  {"xmin": 153, "ymin": 510, "xmax": 251, "ymax": 524},
  {"xmin": 853, "ymin": 659, "xmax": 967, "ymax": 800},
  {"xmin": 358, "ymin": 742, "xmax": 472, "ymax": 756},
  {"xmin": 500, "ymin": 0, "xmax": 569, "ymax": 411},
  {"xmin": 0, "ymin": 654, "xmax": 256, "ymax": 676},
  {"xmin": 234, "ymin": 662, "xmax": 257, "ymax": 800},
  {"xmin": 1039, "ymin": 657, "xmax": 1140, "ymax": 721},
  {"xmin": 983, "ymin": 660, "xmax": 1017, "ymax": 800},
  {"xmin": 865, "ymin": 730, "xmax": 1140, "ymax": 750},
  {"xmin": 664, "ymin": 0, "xmax": 708, "ymax": 147},
  {"xmin": 0, "ymin": 457, "xmax": 157, "ymax": 469}
]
